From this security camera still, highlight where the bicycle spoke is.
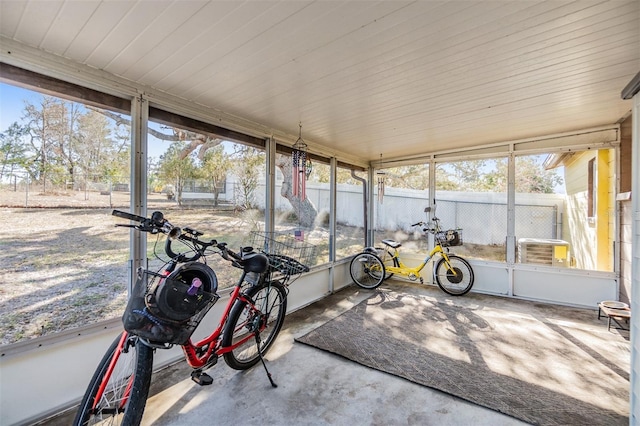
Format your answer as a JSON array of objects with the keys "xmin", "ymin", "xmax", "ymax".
[
  {"xmin": 434, "ymin": 255, "xmax": 474, "ymax": 296},
  {"xmin": 223, "ymin": 282, "xmax": 287, "ymax": 370}
]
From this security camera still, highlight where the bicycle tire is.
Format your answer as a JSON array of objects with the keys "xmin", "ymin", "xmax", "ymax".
[
  {"xmin": 73, "ymin": 332, "xmax": 154, "ymax": 426},
  {"xmin": 374, "ymin": 247, "xmax": 397, "ymax": 280},
  {"xmin": 434, "ymin": 254, "xmax": 474, "ymax": 296},
  {"xmin": 349, "ymin": 252, "xmax": 385, "ymax": 289},
  {"xmin": 222, "ymin": 280, "xmax": 287, "ymax": 370}
]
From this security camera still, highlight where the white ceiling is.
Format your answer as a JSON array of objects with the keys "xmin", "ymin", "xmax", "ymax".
[{"xmin": 1, "ymin": 0, "xmax": 639, "ymax": 164}]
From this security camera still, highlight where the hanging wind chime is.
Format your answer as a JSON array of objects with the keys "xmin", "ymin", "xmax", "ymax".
[
  {"xmin": 292, "ymin": 123, "xmax": 312, "ymax": 241},
  {"xmin": 377, "ymin": 154, "xmax": 386, "ymax": 204},
  {"xmin": 292, "ymin": 123, "xmax": 311, "ymax": 200}
]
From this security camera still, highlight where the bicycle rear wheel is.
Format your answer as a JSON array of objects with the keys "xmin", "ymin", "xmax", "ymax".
[
  {"xmin": 73, "ymin": 332, "xmax": 153, "ymax": 426},
  {"xmin": 350, "ymin": 252, "xmax": 385, "ymax": 289},
  {"xmin": 375, "ymin": 247, "xmax": 397, "ymax": 280},
  {"xmin": 222, "ymin": 280, "xmax": 287, "ymax": 370},
  {"xmin": 434, "ymin": 254, "xmax": 474, "ymax": 296}
]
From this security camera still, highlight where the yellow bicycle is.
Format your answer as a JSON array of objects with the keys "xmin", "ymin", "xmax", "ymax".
[{"xmin": 349, "ymin": 214, "xmax": 474, "ymax": 296}]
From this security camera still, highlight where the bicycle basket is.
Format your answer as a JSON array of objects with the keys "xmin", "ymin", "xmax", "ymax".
[
  {"xmin": 249, "ymin": 231, "xmax": 316, "ymax": 275},
  {"xmin": 435, "ymin": 229, "xmax": 463, "ymax": 247},
  {"xmin": 122, "ymin": 262, "xmax": 219, "ymax": 345}
]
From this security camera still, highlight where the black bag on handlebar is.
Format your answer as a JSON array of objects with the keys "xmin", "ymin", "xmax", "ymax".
[{"xmin": 123, "ymin": 262, "xmax": 219, "ymax": 345}]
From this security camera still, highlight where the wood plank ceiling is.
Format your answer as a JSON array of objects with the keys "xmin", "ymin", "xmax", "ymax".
[{"xmin": 1, "ymin": 0, "xmax": 639, "ymax": 164}]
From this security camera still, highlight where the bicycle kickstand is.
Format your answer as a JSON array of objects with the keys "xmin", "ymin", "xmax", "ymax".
[{"xmin": 255, "ymin": 332, "xmax": 278, "ymax": 388}]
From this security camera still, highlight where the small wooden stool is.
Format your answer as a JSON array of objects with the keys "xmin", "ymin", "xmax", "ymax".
[{"xmin": 598, "ymin": 301, "xmax": 630, "ymax": 331}]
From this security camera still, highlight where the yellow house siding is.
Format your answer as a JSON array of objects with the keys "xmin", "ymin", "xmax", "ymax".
[
  {"xmin": 563, "ymin": 152, "xmax": 596, "ymax": 269},
  {"xmin": 561, "ymin": 149, "xmax": 614, "ymax": 271},
  {"xmin": 597, "ymin": 148, "xmax": 612, "ymax": 271}
]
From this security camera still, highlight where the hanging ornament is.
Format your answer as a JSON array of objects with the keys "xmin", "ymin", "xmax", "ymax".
[
  {"xmin": 292, "ymin": 148, "xmax": 299, "ymax": 197},
  {"xmin": 305, "ymin": 157, "xmax": 313, "ymax": 181},
  {"xmin": 292, "ymin": 122, "xmax": 308, "ymax": 200},
  {"xmin": 377, "ymin": 154, "xmax": 386, "ymax": 204}
]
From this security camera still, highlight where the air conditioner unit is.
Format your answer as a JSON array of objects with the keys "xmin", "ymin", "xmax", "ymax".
[{"xmin": 517, "ymin": 238, "xmax": 570, "ymax": 267}]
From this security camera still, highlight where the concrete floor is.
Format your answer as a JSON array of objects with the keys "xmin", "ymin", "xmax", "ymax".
[
  {"xmin": 45, "ymin": 281, "xmax": 599, "ymax": 426},
  {"xmin": 138, "ymin": 282, "xmax": 529, "ymax": 426}
]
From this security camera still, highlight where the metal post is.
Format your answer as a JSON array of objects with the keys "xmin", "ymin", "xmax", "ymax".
[
  {"xmin": 24, "ymin": 173, "xmax": 28, "ymax": 207},
  {"xmin": 129, "ymin": 94, "xmax": 148, "ymax": 292}
]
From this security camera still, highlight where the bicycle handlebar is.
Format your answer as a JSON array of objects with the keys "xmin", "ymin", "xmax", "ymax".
[
  {"xmin": 112, "ymin": 209, "xmax": 243, "ymax": 264},
  {"xmin": 411, "ymin": 217, "xmax": 441, "ymax": 234},
  {"xmin": 112, "ymin": 209, "xmax": 307, "ymax": 275}
]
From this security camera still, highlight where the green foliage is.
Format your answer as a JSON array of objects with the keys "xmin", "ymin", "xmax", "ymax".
[
  {"xmin": 432, "ymin": 157, "xmax": 563, "ymax": 193},
  {"xmin": 231, "ymin": 144, "xmax": 264, "ymax": 208},
  {"xmin": 157, "ymin": 141, "xmax": 198, "ymax": 204},
  {"xmin": 201, "ymin": 144, "xmax": 231, "ymax": 205},
  {"xmin": 514, "ymin": 156, "xmax": 563, "ymax": 193},
  {"xmin": 0, "ymin": 122, "xmax": 29, "ymax": 179},
  {"xmin": 2, "ymin": 93, "xmax": 130, "ymax": 191},
  {"xmin": 382, "ymin": 165, "xmax": 430, "ymax": 190}
]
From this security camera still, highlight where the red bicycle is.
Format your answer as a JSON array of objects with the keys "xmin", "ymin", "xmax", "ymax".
[{"xmin": 73, "ymin": 210, "xmax": 311, "ymax": 425}]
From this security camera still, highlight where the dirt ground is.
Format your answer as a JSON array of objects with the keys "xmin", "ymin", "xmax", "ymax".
[
  {"xmin": 0, "ymin": 189, "xmax": 264, "ymax": 345},
  {"xmin": 0, "ymin": 187, "xmax": 492, "ymax": 346},
  {"xmin": 0, "ymin": 188, "xmax": 347, "ymax": 346}
]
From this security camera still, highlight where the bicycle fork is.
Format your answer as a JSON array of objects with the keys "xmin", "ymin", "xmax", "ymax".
[{"xmin": 438, "ymin": 251, "xmax": 459, "ymax": 276}]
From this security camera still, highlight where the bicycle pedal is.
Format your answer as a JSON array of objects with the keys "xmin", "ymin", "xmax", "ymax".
[{"xmin": 191, "ymin": 370, "xmax": 214, "ymax": 386}]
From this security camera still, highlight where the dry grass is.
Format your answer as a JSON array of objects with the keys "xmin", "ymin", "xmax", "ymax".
[
  {"xmin": 0, "ymin": 189, "xmax": 265, "ymax": 345},
  {"xmin": 1, "ymin": 187, "xmax": 499, "ymax": 346},
  {"xmin": 0, "ymin": 188, "xmax": 364, "ymax": 345}
]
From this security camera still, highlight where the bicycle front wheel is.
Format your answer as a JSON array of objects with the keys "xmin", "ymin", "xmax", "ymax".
[
  {"xmin": 222, "ymin": 280, "xmax": 287, "ymax": 370},
  {"xmin": 73, "ymin": 332, "xmax": 154, "ymax": 426},
  {"xmin": 350, "ymin": 252, "xmax": 385, "ymax": 289},
  {"xmin": 434, "ymin": 254, "xmax": 475, "ymax": 296}
]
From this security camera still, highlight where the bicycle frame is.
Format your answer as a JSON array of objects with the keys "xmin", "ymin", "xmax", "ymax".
[
  {"xmin": 89, "ymin": 273, "xmax": 274, "ymax": 410},
  {"xmin": 77, "ymin": 210, "xmax": 297, "ymax": 424},
  {"xmin": 382, "ymin": 243, "xmax": 457, "ymax": 279},
  {"xmin": 91, "ymin": 332, "xmax": 132, "ymax": 412},
  {"xmin": 181, "ymin": 279, "xmax": 262, "ymax": 368}
]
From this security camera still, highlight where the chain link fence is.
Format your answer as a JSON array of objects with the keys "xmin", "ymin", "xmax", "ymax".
[{"xmin": 372, "ymin": 186, "xmax": 563, "ymax": 262}]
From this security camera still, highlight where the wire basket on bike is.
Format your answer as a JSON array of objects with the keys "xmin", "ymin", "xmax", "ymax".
[
  {"xmin": 123, "ymin": 265, "xmax": 220, "ymax": 345},
  {"xmin": 250, "ymin": 231, "xmax": 317, "ymax": 276},
  {"xmin": 435, "ymin": 229, "xmax": 463, "ymax": 247}
]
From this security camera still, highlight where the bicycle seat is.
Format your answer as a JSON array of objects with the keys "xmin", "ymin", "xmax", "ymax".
[
  {"xmin": 381, "ymin": 239, "xmax": 402, "ymax": 249},
  {"xmin": 239, "ymin": 252, "xmax": 269, "ymax": 273}
]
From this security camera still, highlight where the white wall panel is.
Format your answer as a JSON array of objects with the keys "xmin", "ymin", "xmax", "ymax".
[
  {"xmin": 513, "ymin": 268, "xmax": 617, "ymax": 308},
  {"xmin": 0, "ymin": 268, "xmax": 335, "ymax": 425},
  {"xmin": 469, "ymin": 263, "xmax": 510, "ymax": 296}
]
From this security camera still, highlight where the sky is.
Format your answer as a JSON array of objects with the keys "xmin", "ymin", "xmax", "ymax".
[
  {"xmin": 0, "ymin": 82, "xmax": 171, "ymax": 159},
  {"xmin": 0, "ymin": 83, "xmax": 41, "ymax": 130}
]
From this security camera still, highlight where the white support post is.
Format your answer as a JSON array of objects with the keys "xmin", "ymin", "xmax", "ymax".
[
  {"xmin": 265, "ymin": 137, "xmax": 276, "ymax": 233},
  {"xmin": 630, "ymin": 89, "xmax": 640, "ymax": 425},
  {"xmin": 129, "ymin": 94, "xmax": 148, "ymax": 290},
  {"xmin": 507, "ymin": 149, "xmax": 516, "ymax": 296},
  {"xmin": 329, "ymin": 157, "xmax": 337, "ymax": 293}
]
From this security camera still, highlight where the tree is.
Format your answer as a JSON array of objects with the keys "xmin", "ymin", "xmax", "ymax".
[
  {"xmin": 22, "ymin": 96, "xmax": 66, "ymax": 191},
  {"xmin": 0, "ymin": 122, "xmax": 29, "ymax": 180},
  {"xmin": 480, "ymin": 157, "xmax": 563, "ymax": 193},
  {"xmin": 77, "ymin": 108, "xmax": 130, "ymax": 188},
  {"xmin": 276, "ymin": 153, "xmax": 317, "ymax": 227},
  {"xmin": 513, "ymin": 156, "xmax": 563, "ymax": 193},
  {"xmin": 157, "ymin": 142, "xmax": 198, "ymax": 205},
  {"xmin": 232, "ymin": 145, "xmax": 263, "ymax": 209},
  {"xmin": 380, "ymin": 165, "xmax": 430, "ymax": 190},
  {"xmin": 433, "ymin": 157, "xmax": 563, "ymax": 193},
  {"xmin": 201, "ymin": 145, "xmax": 231, "ymax": 206}
]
